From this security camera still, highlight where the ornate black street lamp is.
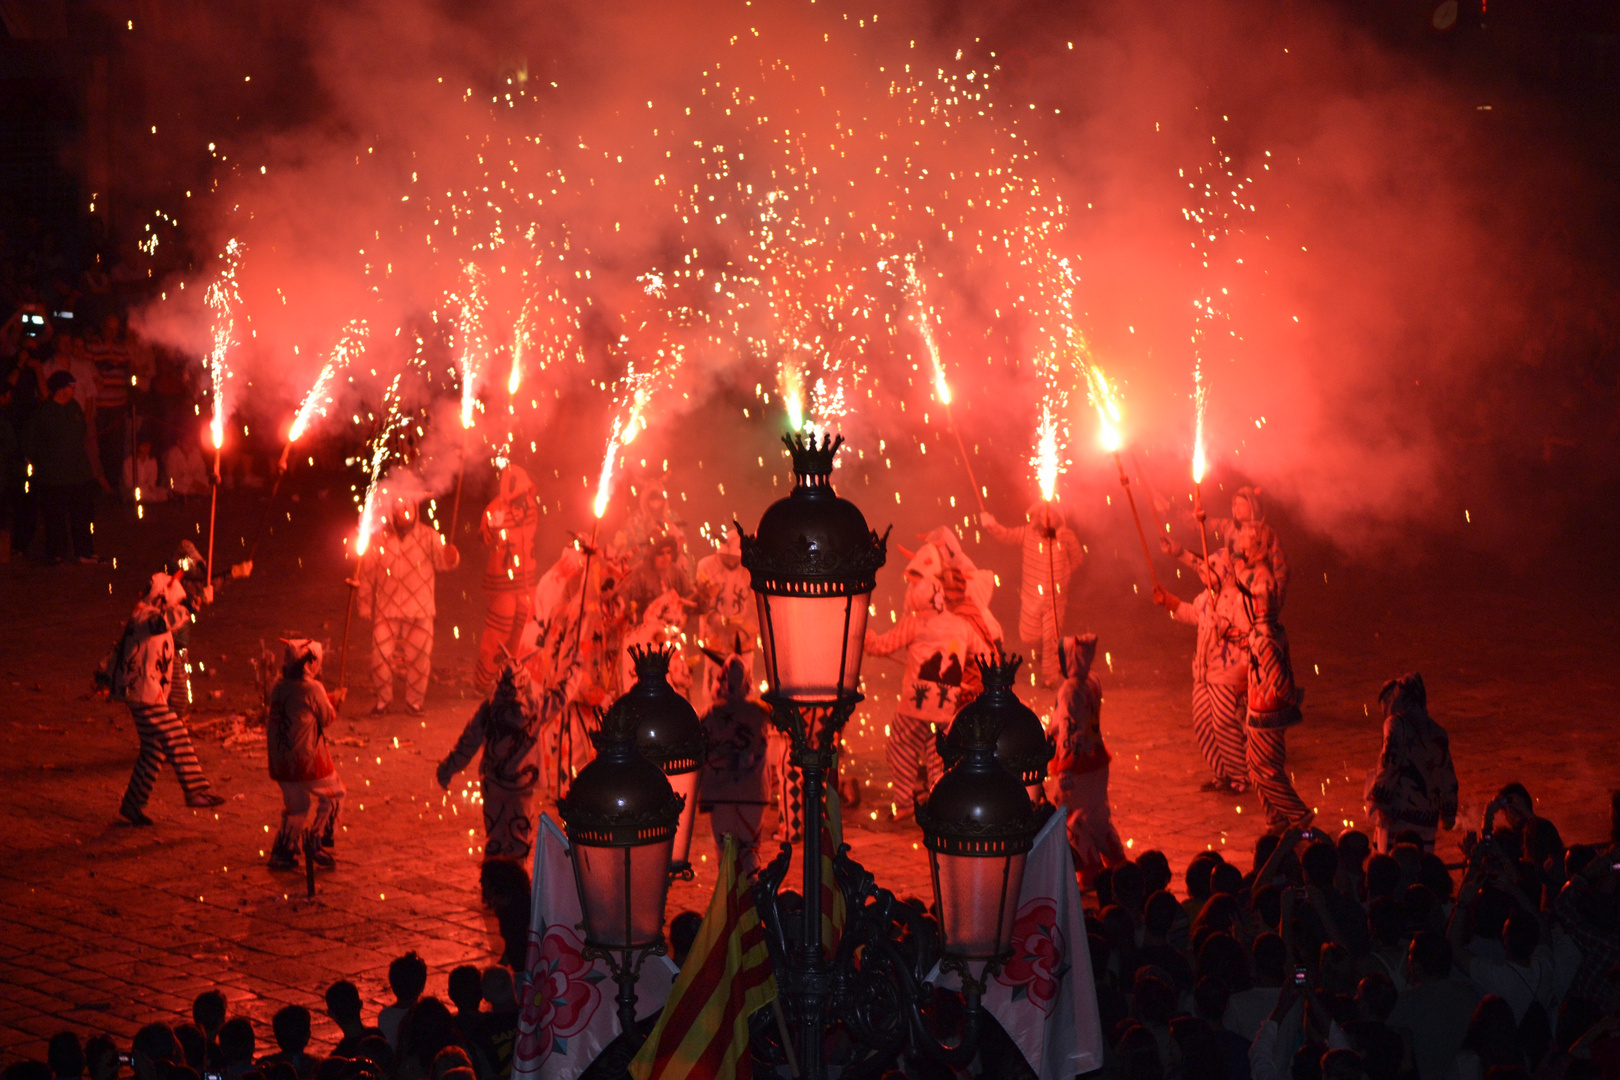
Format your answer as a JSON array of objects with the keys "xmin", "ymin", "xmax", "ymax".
[
  {"xmin": 939, "ymin": 651, "xmax": 1054, "ymax": 803},
  {"xmin": 742, "ymin": 434, "xmax": 1042, "ymax": 1078},
  {"xmin": 613, "ymin": 645, "xmax": 706, "ymax": 878},
  {"xmin": 558, "ymin": 682, "xmax": 684, "ymax": 1037}
]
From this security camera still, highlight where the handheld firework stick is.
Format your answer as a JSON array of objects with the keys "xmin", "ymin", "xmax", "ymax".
[
  {"xmin": 1130, "ymin": 447, "xmax": 1170, "ymax": 539},
  {"xmin": 205, "ymin": 437, "xmax": 221, "ymax": 590},
  {"xmin": 1088, "ymin": 366, "xmax": 1161, "ymax": 591},
  {"xmin": 907, "ymin": 261, "xmax": 987, "ymax": 514},
  {"xmin": 337, "ymin": 576, "xmax": 358, "ymax": 704}
]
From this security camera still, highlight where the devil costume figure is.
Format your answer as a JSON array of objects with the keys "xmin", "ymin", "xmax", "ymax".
[
  {"xmin": 267, "ymin": 639, "xmax": 344, "ymax": 870},
  {"xmin": 618, "ymin": 589, "xmax": 692, "ymax": 699},
  {"xmin": 1167, "ymin": 486, "xmax": 1290, "ymax": 612},
  {"xmin": 980, "ymin": 501, "xmax": 1082, "ymax": 687},
  {"xmin": 437, "ymin": 657, "xmax": 543, "ymax": 862},
  {"xmin": 357, "ymin": 495, "xmax": 460, "ymax": 715},
  {"xmin": 1233, "ymin": 527, "xmax": 1312, "ymax": 831},
  {"xmin": 1153, "ymin": 543, "xmax": 1251, "ymax": 794},
  {"xmin": 694, "ymin": 526, "xmax": 756, "ymax": 710},
  {"xmin": 164, "ymin": 540, "xmax": 210, "ymax": 715},
  {"xmin": 698, "ymin": 642, "xmax": 771, "ymax": 877},
  {"xmin": 1048, "ymin": 634, "xmax": 1125, "ymax": 885},
  {"xmin": 1364, "ymin": 672, "xmax": 1458, "ymax": 853},
  {"xmin": 865, "ymin": 543, "xmax": 991, "ymax": 817},
  {"xmin": 473, "ymin": 465, "xmax": 539, "ymax": 691},
  {"xmin": 116, "ymin": 573, "xmax": 224, "ymax": 824}
]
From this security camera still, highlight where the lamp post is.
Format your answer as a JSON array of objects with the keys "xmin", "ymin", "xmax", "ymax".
[
  {"xmin": 558, "ymin": 698, "xmax": 683, "ymax": 1039},
  {"xmin": 611, "ymin": 645, "xmax": 706, "ymax": 879},
  {"xmin": 742, "ymin": 433, "xmax": 1043, "ymax": 1078},
  {"xmin": 938, "ymin": 652, "xmax": 1053, "ymax": 805},
  {"xmin": 916, "ymin": 696, "xmax": 1040, "ymax": 991}
]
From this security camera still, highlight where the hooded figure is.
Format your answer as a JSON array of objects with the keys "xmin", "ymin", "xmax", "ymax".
[
  {"xmin": 1233, "ymin": 526, "xmax": 1312, "ymax": 831},
  {"xmin": 1164, "ymin": 487, "xmax": 1291, "ymax": 613},
  {"xmin": 267, "ymin": 639, "xmax": 343, "ymax": 869},
  {"xmin": 116, "ymin": 573, "xmax": 224, "ymax": 825},
  {"xmin": 1364, "ymin": 673, "xmax": 1458, "ymax": 853},
  {"xmin": 865, "ymin": 543, "xmax": 991, "ymax": 818},
  {"xmin": 624, "ymin": 481, "xmax": 686, "ymax": 561},
  {"xmin": 694, "ymin": 526, "xmax": 756, "ymax": 710},
  {"xmin": 437, "ymin": 654, "xmax": 544, "ymax": 862},
  {"xmin": 979, "ymin": 501, "xmax": 1082, "ymax": 687},
  {"xmin": 1049, "ymin": 634, "xmax": 1124, "ymax": 885},
  {"xmin": 474, "ymin": 465, "xmax": 539, "ymax": 690},
  {"xmin": 356, "ymin": 492, "xmax": 460, "ymax": 715},
  {"xmin": 618, "ymin": 589, "xmax": 693, "ymax": 698},
  {"xmin": 698, "ymin": 636, "xmax": 772, "ymax": 877},
  {"xmin": 1152, "ymin": 545, "xmax": 1252, "ymax": 794}
]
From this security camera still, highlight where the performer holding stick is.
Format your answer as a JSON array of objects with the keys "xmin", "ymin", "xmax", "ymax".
[
  {"xmin": 355, "ymin": 492, "xmax": 460, "ymax": 717},
  {"xmin": 979, "ymin": 502, "xmax": 1079, "ymax": 688}
]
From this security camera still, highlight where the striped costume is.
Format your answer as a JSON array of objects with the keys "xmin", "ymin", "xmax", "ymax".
[
  {"xmin": 1236, "ymin": 554, "xmax": 1311, "ymax": 830},
  {"xmin": 981, "ymin": 503, "xmax": 1081, "ymax": 686},
  {"xmin": 267, "ymin": 641, "xmax": 343, "ymax": 867},
  {"xmin": 119, "ymin": 581, "xmax": 215, "ymax": 821},
  {"xmin": 1364, "ymin": 673, "xmax": 1457, "ymax": 852},
  {"xmin": 474, "ymin": 467, "xmax": 539, "ymax": 690},
  {"xmin": 358, "ymin": 513, "xmax": 458, "ymax": 711},
  {"xmin": 1162, "ymin": 553, "xmax": 1250, "ymax": 790}
]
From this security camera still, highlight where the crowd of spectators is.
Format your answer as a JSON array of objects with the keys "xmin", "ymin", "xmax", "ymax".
[
  {"xmin": 1, "ymin": 786, "xmax": 1616, "ymax": 1080},
  {"xmin": 1, "ymin": 222, "xmax": 214, "ymax": 565}
]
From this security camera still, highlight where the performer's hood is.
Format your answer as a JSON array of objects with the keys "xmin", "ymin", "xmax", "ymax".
[
  {"xmin": 903, "ymin": 541, "xmax": 945, "ymax": 581},
  {"xmin": 1027, "ymin": 501, "xmax": 1064, "ymax": 532},
  {"xmin": 1058, "ymin": 633, "xmax": 1098, "ymax": 680},
  {"xmin": 147, "ymin": 571, "xmax": 186, "ymax": 608},
  {"xmin": 171, "ymin": 539, "xmax": 205, "ymax": 575},
  {"xmin": 281, "ymin": 637, "xmax": 324, "ymax": 677},
  {"xmin": 492, "ymin": 652, "xmax": 537, "ymax": 704},
  {"xmin": 1378, "ymin": 671, "xmax": 1427, "ymax": 720},
  {"xmin": 1232, "ymin": 486, "xmax": 1265, "ymax": 525},
  {"xmin": 717, "ymin": 527, "xmax": 741, "ymax": 558},
  {"xmin": 918, "ymin": 526, "xmax": 969, "ymax": 570},
  {"xmin": 498, "ymin": 464, "xmax": 534, "ymax": 501}
]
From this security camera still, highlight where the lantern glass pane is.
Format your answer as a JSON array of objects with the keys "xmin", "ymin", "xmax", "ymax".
[
  {"xmin": 575, "ymin": 839, "xmax": 674, "ymax": 948},
  {"xmin": 669, "ymin": 770, "xmax": 701, "ymax": 867},
  {"xmin": 932, "ymin": 850, "xmax": 1028, "ymax": 958},
  {"xmin": 757, "ymin": 592, "xmax": 869, "ymax": 700}
]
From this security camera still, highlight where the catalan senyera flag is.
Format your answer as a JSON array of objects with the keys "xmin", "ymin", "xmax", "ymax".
[
  {"xmin": 820, "ymin": 781, "xmax": 846, "ymax": 953},
  {"xmin": 628, "ymin": 836, "xmax": 777, "ymax": 1080}
]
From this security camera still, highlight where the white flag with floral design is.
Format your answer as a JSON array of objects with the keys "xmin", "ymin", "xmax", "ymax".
[
  {"xmin": 986, "ymin": 807, "xmax": 1103, "ymax": 1078},
  {"xmin": 512, "ymin": 814, "xmax": 679, "ymax": 1080}
]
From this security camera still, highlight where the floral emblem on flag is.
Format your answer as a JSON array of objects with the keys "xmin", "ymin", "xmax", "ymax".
[
  {"xmin": 995, "ymin": 898, "xmax": 1066, "ymax": 1015},
  {"xmin": 515, "ymin": 922, "xmax": 605, "ymax": 1063}
]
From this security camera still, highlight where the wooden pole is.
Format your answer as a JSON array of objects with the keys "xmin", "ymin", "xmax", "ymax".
[
  {"xmin": 943, "ymin": 402, "xmax": 986, "ymax": 515},
  {"xmin": 205, "ymin": 440, "xmax": 221, "ymax": 581},
  {"xmin": 1111, "ymin": 451, "xmax": 1160, "ymax": 591},
  {"xmin": 1194, "ymin": 480, "xmax": 1215, "ymax": 600}
]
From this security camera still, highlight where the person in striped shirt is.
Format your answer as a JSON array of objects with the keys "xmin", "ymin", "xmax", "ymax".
[{"xmin": 979, "ymin": 501, "xmax": 1082, "ymax": 688}]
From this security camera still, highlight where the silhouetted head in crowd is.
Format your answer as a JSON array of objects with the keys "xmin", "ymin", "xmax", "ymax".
[
  {"xmin": 132, "ymin": 1026, "xmax": 178, "ymax": 1068},
  {"xmin": 669, "ymin": 911, "xmax": 703, "ymax": 967},
  {"xmin": 429, "ymin": 1048, "xmax": 471, "ymax": 1080},
  {"xmin": 83, "ymin": 1038, "xmax": 117, "ymax": 1080},
  {"xmin": 388, "ymin": 951, "xmax": 429, "ymax": 1006},
  {"xmin": 1197, "ymin": 933, "xmax": 1251, "ymax": 993},
  {"xmin": 1356, "ymin": 973, "xmax": 1398, "ymax": 1022},
  {"xmin": 217, "ymin": 1019, "xmax": 255, "ymax": 1070},
  {"xmin": 1193, "ymin": 976, "xmax": 1231, "ymax": 1024},
  {"xmin": 1113, "ymin": 860, "xmax": 1147, "ymax": 916},
  {"xmin": 271, "ymin": 1007, "xmax": 310, "ymax": 1057},
  {"xmin": 446, "ymin": 967, "xmax": 482, "ymax": 1015},
  {"xmin": 1302, "ymin": 841, "xmax": 1339, "ymax": 890},
  {"xmin": 1252, "ymin": 932, "xmax": 1288, "ymax": 988},
  {"xmin": 1365, "ymin": 855, "xmax": 1400, "ymax": 901},
  {"xmin": 171, "ymin": 1025, "xmax": 205, "ymax": 1071},
  {"xmin": 1337, "ymin": 830, "xmax": 1371, "ymax": 874},
  {"xmin": 480, "ymin": 967, "xmax": 517, "ymax": 1013},
  {"xmin": 1292, "ymin": 1041, "xmax": 1330, "ymax": 1080},
  {"xmin": 1115, "ymin": 1023, "xmax": 1164, "ymax": 1080},
  {"xmin": 1143, "ymin": 891, "xmax": 1181, "ymax": 942},
  {"xmin": 352, "ymin": 1036, "xmax": 394, "ymax": 1078},
  {"xmin": 1211, "ymin": 861, "xmax": 1245, "ymax": 897},
  {"xmin": 1169, "ymin": 1016, "xmax": 1227, "ymax": 1080},
  {"xmin": 1407, "ymin": 931, "xmax": 1453, "ymax": 984},
  {"xmin": 1136, "ymin": 850, "xmax": 1172, "ymax": 894},
  {"xmin": 1321, "ymin": 1049, "xmax": 1367, "ymax": 1080},
  {"xmin": 324, "ymin": 980, "xmax": 364, "ymax": 1035},
  {"xmin": 1186, "ymin": 851, "xmax": 1222, "ymax": 902},
  {"xmin": 47, "ymin": 1033, "xmax": 84, "ymax": 1080},
  {"xmin": 400, "ymin": 998, "xmax": 458, "ymax": 1068},
  {"xmin": 1131, "ymin": 973, "xmax": 1177, "ymax": 1028},
  {"xmin": 1367, "ymin": 898, "xmax": 1405, "ymax": 949},
  {"xmin": 1463, "ymin": 995, "xmax": 1524, "ymax": 1070}
]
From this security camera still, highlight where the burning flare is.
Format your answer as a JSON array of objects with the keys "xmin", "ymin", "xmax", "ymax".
[
  {"xmin": 290, "ymin": 320, "xmax": 367, "ymax": 444},
  {"xmin": 1192, "ymin": 380, "xmax": 1209, "ymax": 484},
  {"xmin": 202, "ymin": 238, "xmax": 244, "ymax": 451},
  {"xmin": 1086, "ymin": 365, "xmax": 1124, "ymax": 453}
]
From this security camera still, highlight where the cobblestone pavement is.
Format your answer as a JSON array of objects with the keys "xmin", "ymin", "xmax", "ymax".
[{"xmin": 2, "ymin": 488, "xmax": 1616, "ymax": 1063}]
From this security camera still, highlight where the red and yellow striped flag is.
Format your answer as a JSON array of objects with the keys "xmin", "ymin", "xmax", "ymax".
[
  {"xmin": 820, "ymin": 782, "xmax": 846, "ymax": 954},
  {"xmin": 629, "ymin": 836, "xmax": 777, "ymax": 1080}
]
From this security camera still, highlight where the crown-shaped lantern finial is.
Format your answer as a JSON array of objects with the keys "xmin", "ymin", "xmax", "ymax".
[
  {"xmin": 627, "ymin": 643, "xmax": 675, "ymax": 681},
  {"xmin": 976, "ymin": 650, "xmax": 1023, "ymax": 690},
  {"xmin": 782, "ymin": 432, "xmax": 843, "ymax": 480}
]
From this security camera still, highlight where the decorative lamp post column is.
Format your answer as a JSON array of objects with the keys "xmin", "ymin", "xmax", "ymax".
[
  {"xmin": 939, "ymin": 652, "xmax": 1054, "ymax": 804},
  {"xmin": 740, "ymin": 432, "xmax": 888, "ymax": 1080},
  {"xmin": 612, "ymin": 644, "xmax": 706, "ymax": 878},
  {"xmin": 917, "ymin": 692, "xmax": 1040, "ymax": 995},
  {"xmin": 558, "ymin": 697, "xmax": 684, "ymax": 1039}
]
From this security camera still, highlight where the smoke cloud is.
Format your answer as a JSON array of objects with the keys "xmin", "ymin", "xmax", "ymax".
[{"xmin": 122, "ymin": 0, "xmax": 1614, "ymax": 557}]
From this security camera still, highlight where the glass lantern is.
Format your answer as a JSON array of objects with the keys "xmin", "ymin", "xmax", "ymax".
[
  {"xmin": 939, "ymin": 652, "xmax": 1053, "ymax": 804},
  {"xmin": 740, "ymin": 433, "xmax": 888, "ymax": 743},
  {"xmin": 917, "ymin": 702, "xmax": 1039, "ymax": 965},
  {"xmin": 558, "ymin": 706, "xmax": 683, "ymax": 950},
  {"xmin": 611, "ymin": 645, "xmax": 706, "ymax": 874}
]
